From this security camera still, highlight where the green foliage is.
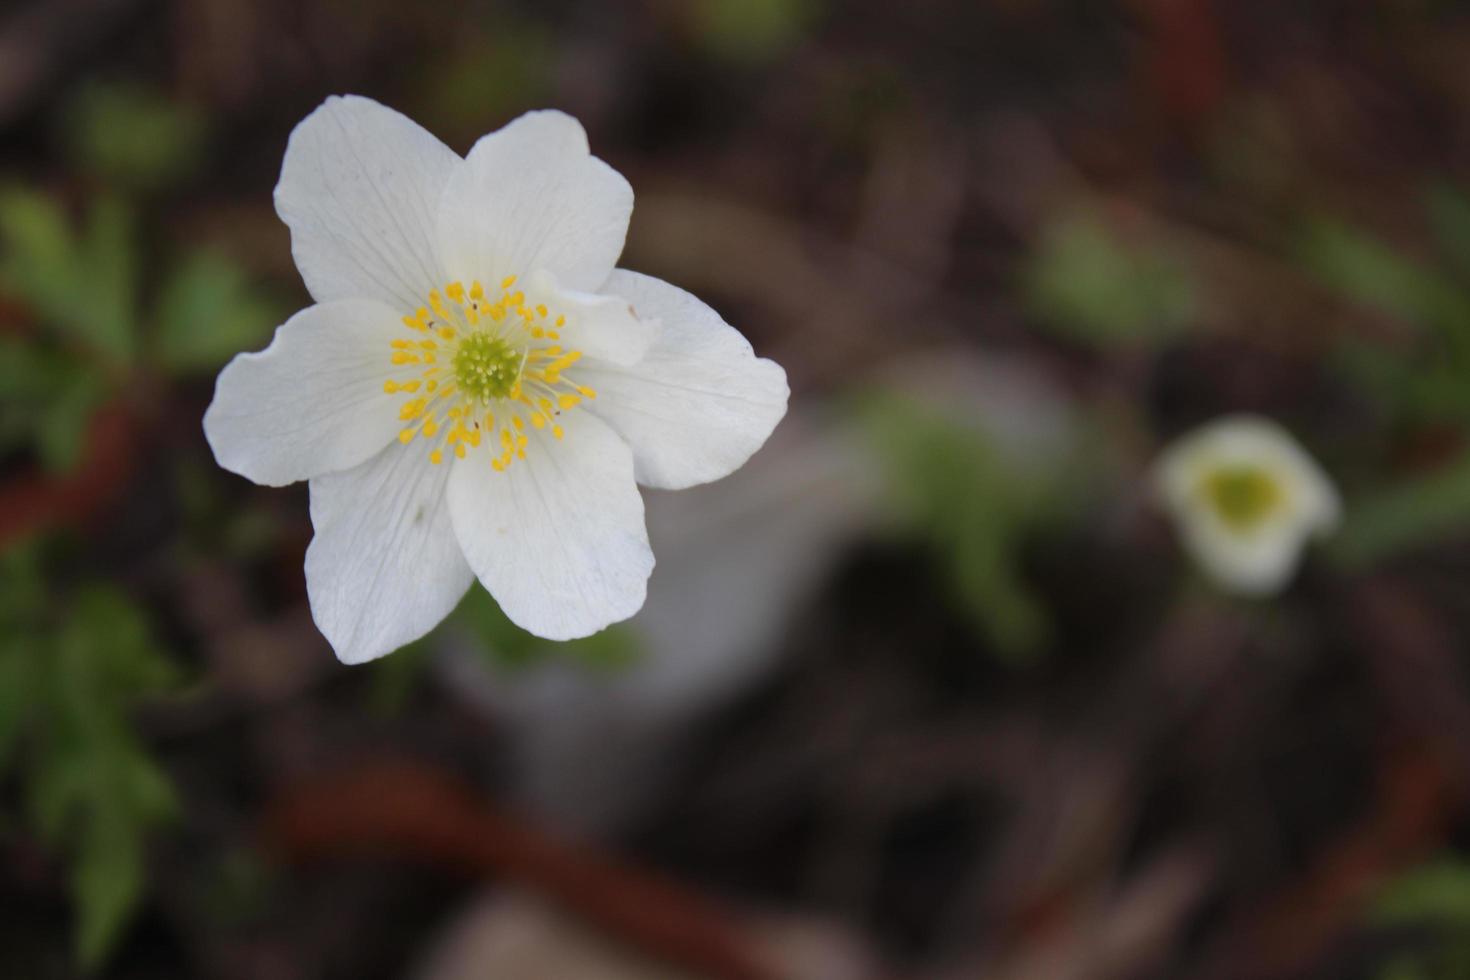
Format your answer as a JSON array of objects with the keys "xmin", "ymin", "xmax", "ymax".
[
  {"xmin": 0, "ymin": 182, "xmax": 275, "ymax": 472},
  {"xmin": 154, "ymin": 251, "xmax": 278, "ymax": 372},
  {"xmin": 365, "ymin": 587, "xmax": 644, "ymax": 712},
  {"xmin": 1370, "ymin": 857, "xmax": 1470, "ymax": 980},
  {"xmin": 415, "ymin": 25, "xmax": 554, "ymax": 136},
  {"xmin": 0, "ymin": 543, "xmax": 179, "ymax": 971},
  {"xmin": 1303, "ymin": 204, "xmax": 1470, "ymax": 425},
  {"xmin": 860, "ymin": 390, "xmax": 1069, "ymax": 663},
  {"xmin": 0, "ymin": 188, "xmax": 137, "ymax": 363},
  {"xmin": 1330, "ymin": 451, "xmax": 1470, "ymax": 568},
  {"xmin": 457, "ymin": 585, "xmax": 643, "ymax": 672},
  {"xmin": 692, "ymin": 0, "xmax": 823, "ymax": 63},
  {"xmin": 61, "ymin": 82, "xmax": 207, "ymax": 192},
  {"xmin": 1025, "ymin": 211, "xmax": 1197, "ymax": 349}
]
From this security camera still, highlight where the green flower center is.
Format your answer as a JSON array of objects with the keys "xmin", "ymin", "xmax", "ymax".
[
  {"xmin": 453, "ymin": 332, "xmax": 523, "ymax": 402},
  {"xmin": 1203, "ymin": 465, "xmax": 1282, "ymax": 530}
]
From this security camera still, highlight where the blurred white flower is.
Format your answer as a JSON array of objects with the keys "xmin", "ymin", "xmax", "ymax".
[
  {"xmin": 1154, "ymin": 415, "xmax": 1340, "ymax": 596},
  {"xmin": 203, "ymin": 96, "xmax": 787, "ymax": 662}
]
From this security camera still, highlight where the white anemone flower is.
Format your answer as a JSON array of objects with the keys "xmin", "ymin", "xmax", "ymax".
[
  {"xmin": 1154, "ymin": 415, "xmax": 1340, "ymax": 596},
  {"xmin": 203, "ymin": 97, "xmax": 788, "ymax": 663}
]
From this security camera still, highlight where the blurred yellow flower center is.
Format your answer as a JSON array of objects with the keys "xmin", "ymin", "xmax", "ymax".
[
  {"xmin": 383, "ymin": 275, "xmax": 597, "ymax": 473},
  {"xmin": 1202, "ymin": 465, "xmax": 1282, "ymax": 531}
]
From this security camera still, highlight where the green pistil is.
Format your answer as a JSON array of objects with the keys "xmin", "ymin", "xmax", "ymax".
[
  {"xmin": 454, "ymin": 332, "xmax": 522, "ymax": 402},
  {"xmin": 1203, "ymin": 465, "xmax": 1282, "ymax": 531}
]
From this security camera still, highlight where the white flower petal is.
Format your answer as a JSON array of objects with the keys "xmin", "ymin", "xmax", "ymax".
[
  {"xmin": 436, "ymin": 110, "xmax": 632, "ymax": 294},
  {"xmin": 306, "ymin": 441, "xmax": 473, "ymax": 664},
  {"xmin": 575, "ymin": 271, "xmax": 789, "ymax": 490},
  {"xmin": 1155, "ymin": 414, "xmax": 1340, "ymax": 596},
  {"xmin": 446, "ymin": 413, "xmax": 653, "ymax": 640},
  {"xmin": 528, "ymin": 269, "xmax": 653, "ymax": 367},
  {"xmin": 275, "ymin": 94, "xmax": 460, "ymax": 311},
  {"xmin": 203, "ymin": 299, "xmax": 406, "ymax": 487}
]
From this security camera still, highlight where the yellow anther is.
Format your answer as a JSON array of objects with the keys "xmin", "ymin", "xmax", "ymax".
[
  {"xmin": 577, "ymin": 385, "xmax": 597, "ymax": 399},
  {"xmin": 423, "ymin": 418, "xmax": 440, "ymax": 437},
  {"xmin": 427, "ymin": 380, "xmax": 439, "ymax": 392},
  {"xmin": 429, "ymin": 291, "xmax": 450, "ymax": 320},
  {"xmin": 470, "ymin": 281, "xmax": 485, "ymax": 301},
  {"xmin": 501, "ymin": 429, "xmax": 513, "ymax": 449},
  {"xmin": 438, "ymin": 327, "xmax": 456, "ymax": 340},
  {"xmin": 446, "ymin": 282, "xmax": 465, "ymax": 302},
  {"xmin": 536, "ymin": 304, "xmax": 548, "ymax": 318},
  {"xmin": 509, "ymin": 291, "xmax": 524, "ymax": 307},
  {"xmin": 552, "ymin": 425, "xmax": 564, "ymax": 440},
  {"xmin": 420, "ymin": 340, "xmax": 438, "ymax": 351},
  {"xmin": 530, "ymin": 412, "xmax": 547, "ymax": 429},
  {"xmin": 402, "ymin": 315, "xmax": 425, "ymax": 332},
  {"xmin": 430, "ymin": 450, "xmax": 443, "ymax": 465},
  {"xmin": 399, "ymin": 429, "xmax": 415, "ymax": 444},
  {"xmin": 513, "ymin": 417, "xmax": 524, "ymax": 431},
  {"xmin": 455, "ymin": 443, "xmax": 467, "ymax": 459},
  {"xmin": 555, "ymin": 315, "xmax": 565, "ymax": 327},
  {"xmin": 517, "ymin": 434, "xmax": 528, "ymax": 450},
  {"xmin": 400, "ymin": 380, "xmax": 422, "ymax": 392},
  {"xmin": 501, "ymin": 275, "xmax": 517, "ymax": 289},
  {"xmin": 547, "ymin": 331, "xmax": 560, "ymax": 340},
  {"xmin": 400, "ymin": 399, "xmax": 425, "ymax": 420},
  {"xmin": 392, "ymin": 351, "xmax": 420, "ymax": 365},
  {"xmin": 384, "ymin": 380, "xmax": 400, "ymax": 394},
  {"xmin": 538, "ymin": 398, "xmax": 553, "ymax": 413},
  {"xmin": 558, "ymin": 393, "xmax": 580, "ymax": 409},
  {"xmin": 484, "ymin": 411, "xmax": 495, "ymax": 430},
  {"xmin": 391, "ymin": 339, "xmax": 413, "ymax": 349}
]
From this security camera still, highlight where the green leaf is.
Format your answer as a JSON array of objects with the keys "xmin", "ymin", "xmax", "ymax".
[
  {"xmin": 1374, "ymin": 858, "xmax": 1470, "ymax": 927},
  {"xmin": 0, "ymin": 189, "xmax": 141, "ymax": 364},
  {"xmin": 77, "ymin": 195, "xmax": 139, "ymax": 363},
  {"xmin": 153, "ymin": 251, "xmax": 277, "ymax": 372},
  {"xmin": 35, "ymin": 372, "xmax": 103, "ymax": 473},
  {"xmin": 61, "ymin": 82, "xmax": 207, "ymax": 192},
  {"xmin": 72, "ymin": 810, "xmax": 146, "ymax": 972},
  {"xmin": 455, "ymin": 586, "xmax": 643, "ymax": 672},
  {"xmin": 1330, "ymin": 451, "xmax": 1470, "ymax": 568},
  {"xmin": 1025, "ymin": 212, "xmax": 1196, "ymax": 349},
  {"xmin": 1298, "ymin": 217, "xmax": 1470, "ymax": 348},
  {"xmin": 0, "ymin": 187, "xmax": 79, "ymax": 324},
  {"xmin": 859, "ymin": 391, "xmax": 1061, "ymax": 662}
]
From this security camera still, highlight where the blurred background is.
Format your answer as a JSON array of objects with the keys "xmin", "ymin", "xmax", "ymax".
[{"xmin": 6, "ymin": 0, "xmax": 1470, "ymax": 977}]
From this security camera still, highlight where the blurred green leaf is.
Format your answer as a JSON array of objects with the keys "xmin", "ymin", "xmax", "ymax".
[
  {"xmin": 0, "ymin": 188, "xmax": 140, "ymax": 364},
  {"xmin": 1426, "ymin": 183, "xmax": 1470, "ymax": 279},
  {"xmin": 693, "ymin": 0, "xmax": 822, "ymax": 63},
  {"xmin": 456, "ymin": 586, "xmax": 643, "ymax": 672},
  {"xmin": 78, "ymin": 195, "xmax": 139, "ymax": 363},
  {"xmin": 0, "ymin": 553, "xmax": 179, "ymax": 972},
  {"xmin": 1025, "ymin": 212, "xmax": 1196, "ymax": 348},
  {"xmin": 153, "ymin": 251, "xmax": 277, "ymax": 372},
  {"xmin": 860, "ymin": 391, "xmax": 1059, "ymax": 662},
  {"xmin": 1330, "ymin": 451, "xmax": 1470, "ymax": 568},
  {"xmin": 61, "ymin": 82, "xmax": 207, "ymax": 191},
  {"xmin": 0, "ymin": 187, "xmax": 79, "ymax": 325},
  {"xmin": 35, "ymin": 372, "xmax": 103, "ymax": 473},
  {"xmin": 415, "ymin": 27, "xmax": 554, "ymax": 135},
  {"xmin": 1299, "ymin": 217, "xmax": 1470, "ymax": 348},
  {"xmin": 1374, "ymin": 858, "xmax": 1470, "ymax": 927}
]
